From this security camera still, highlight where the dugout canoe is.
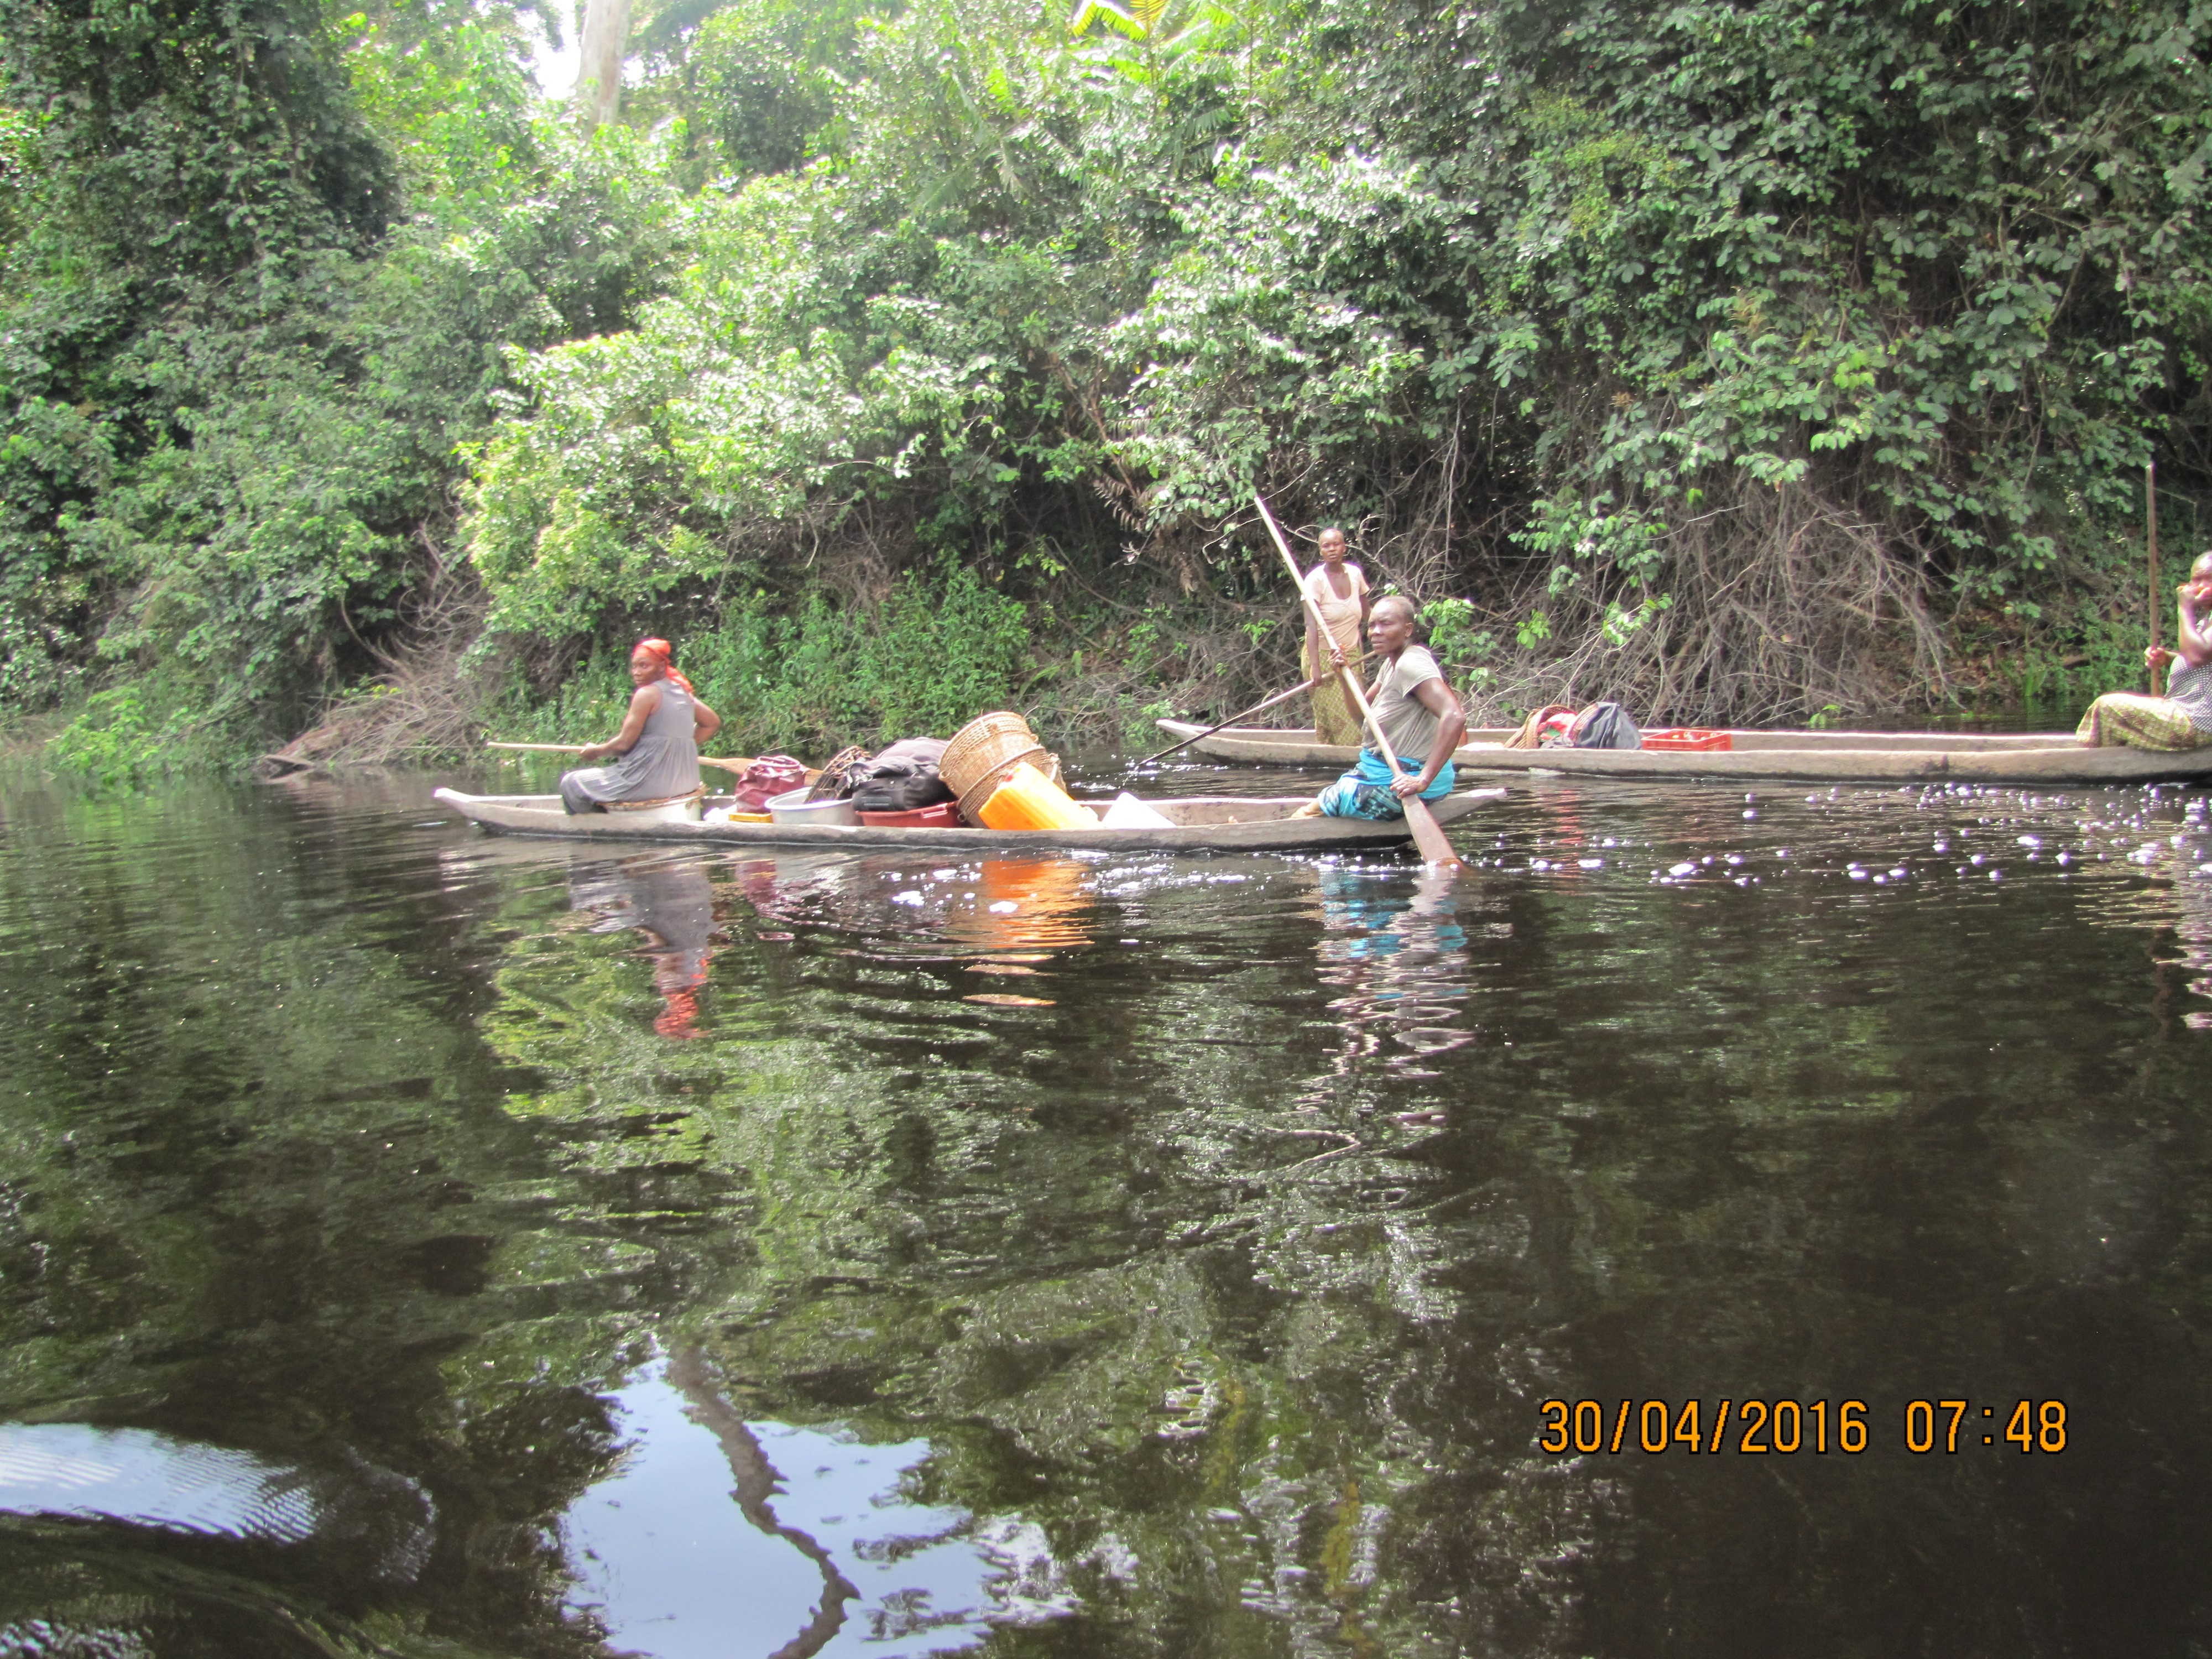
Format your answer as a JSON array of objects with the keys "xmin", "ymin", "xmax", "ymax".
[
  {"xmin": 432, "ymin": 786, "xmax": 1506, "ymax": 852},
  {"xmin": 1151, "ymin": 721, "xmax": 2212, "ymax": 786}
]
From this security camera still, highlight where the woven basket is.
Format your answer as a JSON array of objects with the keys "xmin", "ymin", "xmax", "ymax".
[
  {"xmin": 956, "ymin": 750, "xmax": 1061, "ymax": 826},
  {"xmin": 941, "ymin": 712, "xmax": 1045, "ymax": 799},
  {"xmin": 805, "ymin": 743, "xmax": 871, "ymax": 802}
]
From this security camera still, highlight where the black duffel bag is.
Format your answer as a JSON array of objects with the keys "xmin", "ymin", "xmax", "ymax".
[
  {"xmin": 1570, "ymin": 702, "xmax": 1642, "ymax": 749},
  {"xmin": 842, "ymin": 738, "xmax": 956, "ymax": 811}
]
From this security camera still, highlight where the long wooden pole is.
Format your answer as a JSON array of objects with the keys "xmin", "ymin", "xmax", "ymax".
[
  {"xmin": 2149, "ymin": 461, "xmax": 2165, "ymax": 696},
  {"xmin": 1130, "ymin": 655, "xmax": 1371, "ymax": 769},
  {"xmin": 1254, "ymin": 493, "xmax": 1462, "ymax": 868}
]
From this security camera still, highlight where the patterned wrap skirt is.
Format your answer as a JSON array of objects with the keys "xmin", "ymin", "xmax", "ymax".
[
  {"xmin": 2075, "ymin": 693, "xmax": 2212, "ymax": 753},
  {"xmin": 1316, "ymin": 749, "xmax": 1457, "ymax": 820}
]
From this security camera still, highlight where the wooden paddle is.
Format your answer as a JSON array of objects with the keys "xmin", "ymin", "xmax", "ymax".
[
  {"xmin": 1129, "ymin": 653, "xmax": 1372, "ymax": 770},
  {"xmin": 2149, "ymin": 460, "xmax": 2166, "ymax": 696},
  {"xmin": 1253, "ymin": 492, "xmax": 1463, "ymax": 868},
  {"xmin": 486, "ymin": 741, "xmax": 774, "ymax": 777}
]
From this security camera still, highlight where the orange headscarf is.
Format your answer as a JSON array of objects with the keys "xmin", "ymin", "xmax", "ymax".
[{"xmin": 634, "ymin": 638, "xmax": 693, "ymax": 695}]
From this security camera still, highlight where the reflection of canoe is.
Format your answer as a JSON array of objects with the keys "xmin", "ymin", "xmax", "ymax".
[
  {"xmin": 432, "ymin": 787, "xmax": 1506, "ymax": 852},
  {"xmin": 1152, "ymin": 720, "xmax": 2212, "ymax": 786}
]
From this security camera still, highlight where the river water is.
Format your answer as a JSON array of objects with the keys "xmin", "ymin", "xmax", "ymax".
[{"xmin": 1, "ymin": 760, "xmax": 2209, "ymax": 1656}]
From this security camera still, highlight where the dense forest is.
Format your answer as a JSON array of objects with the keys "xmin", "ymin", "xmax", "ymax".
[{"xmin": 2, "ymin": 0, "xmax": 2209, "ymax": 772}]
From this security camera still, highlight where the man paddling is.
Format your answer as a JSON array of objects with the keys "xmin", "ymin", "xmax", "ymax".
[{"xmin": 1294, "ymin": 594, "xmax": 1466, "ymax": 820}]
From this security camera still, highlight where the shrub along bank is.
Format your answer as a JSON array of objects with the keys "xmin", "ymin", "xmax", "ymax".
[{"xmin": 3, "ymin": 0, "xmax": 2209, "ymax": 778}]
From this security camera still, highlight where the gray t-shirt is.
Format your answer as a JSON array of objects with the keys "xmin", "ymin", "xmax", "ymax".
[{"xmin": 1367, "ymin": 645, "xmax": 1444, "ymax": 759}]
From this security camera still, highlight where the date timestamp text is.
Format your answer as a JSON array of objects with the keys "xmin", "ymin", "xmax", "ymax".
[{"xmin": 1536, "ymin": 1398, "xmax": 2067, "ymax": 1455}]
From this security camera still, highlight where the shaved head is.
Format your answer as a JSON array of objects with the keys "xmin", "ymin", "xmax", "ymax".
[{"xmin": 1371, "ymin": 593, "xmax": 1418, "ymax": 627}]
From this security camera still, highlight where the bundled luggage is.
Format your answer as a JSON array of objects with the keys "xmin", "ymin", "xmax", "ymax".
[
  {"xmin": 1505, "ymin": 702, "xmax": 1642, "ymax": 750},
  {"xmin": 839, "ymin": 738, "xmax": 956, "ymax": 813},
  {"xmin": 1568, "ymin": 702, "xmax": 1641, "ymax": 749}
]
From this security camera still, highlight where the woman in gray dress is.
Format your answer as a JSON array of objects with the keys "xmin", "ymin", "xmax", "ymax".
[{"xmin": 560, "ymin": 638, "xmax": 723, "ymax": 813}]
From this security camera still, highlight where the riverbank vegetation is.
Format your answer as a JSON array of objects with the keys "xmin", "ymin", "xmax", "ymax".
[{"xmin": 3, "ymin": 0, "xmax": 2209, "ymax": 773}]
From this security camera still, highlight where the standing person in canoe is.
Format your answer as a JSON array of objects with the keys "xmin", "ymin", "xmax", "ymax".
[
  {"xmin": 560, "ymin": 638, "xmax": 723, "ymax": 814},
  {"xmin": 1294, "ymin": 595, "xmax": 1466, "ymax": 819},
  {"xmin": 2078, "ymin": 550, "xmax": 2212, "ymax": 752},
  {"xmin": 1300, "ymin": 526, "xmax": 1371, "ymax": 745}
]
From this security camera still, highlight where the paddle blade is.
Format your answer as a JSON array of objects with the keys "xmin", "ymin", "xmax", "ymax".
[{"xmin": 1404, "ymin": 798, "xmax": 1463, "ymax": 868}]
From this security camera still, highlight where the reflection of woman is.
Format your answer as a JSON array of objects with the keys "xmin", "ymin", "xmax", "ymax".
[
  {"xmin": 560, "ymin": 639, "xmax": 722, "ymax": 815},
  {"xmin": 2078, "ymin": 550, "xmax": 2212, "ymax": 751},
  {"xmin": 570, "ymin": 857, "xmax": 717, "ymax": 1038},
  {"xmin": 1301, "ymin": 527, "xmax": 1371, "ymax": 746}
]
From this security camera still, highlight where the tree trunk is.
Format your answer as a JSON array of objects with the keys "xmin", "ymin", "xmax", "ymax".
[{"xmin": 576, "ymin": 0, "xmax": 632, "ymax": 129}]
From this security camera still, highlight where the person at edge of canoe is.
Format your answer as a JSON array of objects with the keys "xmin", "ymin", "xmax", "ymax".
[
  {"xmin": 2077, "ymin": 548, "xmax": 2212, "ymax": 752},
  {"xmin": 559, "ymin": 638, "xmax": 723, "ymax": 815},
  {"xmin": 1301, "ymin": 525, "xmax": 1371, "ymax": 746},
  {"xmin": 1292, "ymin": 594, "xmax": 1466, "ymax": 820}
]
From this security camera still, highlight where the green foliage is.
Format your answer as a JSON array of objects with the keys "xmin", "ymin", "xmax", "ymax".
[
  {"xmin": 1, "ymin": 0, "xmax": 685, "ymax": 759},
  {"xmin": 1482, "ymin": 0, "xmax": 2209, "ymax": 606},
  {"xmin": 44, "ymin": 685, "xmax": 164, "ymax": 786},
  {"xmin": 11, "ymin": 0, "xmax": 2212, "ymax": 754},
  {"xmin": 695, "ymin": 563, "xmax": 1035, "ymax": 748},
  {"xmin": 497, "ymin": 564, "xmax": 1036, "ymax": 753},
  {"xmin": 685, "ymin": 0, "xmax": 875, "ymax": 178},
  {"xmin": 1418, "ymin": 595, "xmax": 1493, "ymax": 677},
  {"xmin": 0, "ymin": 0, "xmax": 397, "ymax": 275}
]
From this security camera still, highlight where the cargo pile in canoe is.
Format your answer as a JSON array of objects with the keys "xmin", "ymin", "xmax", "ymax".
[
  {"xmin": 1151, "ymin": 722, "xmax": 2212, "ymax": 786},
  {"xmin": 432, "ymin": 787, "xmax": 1506, "ymax": 852}
]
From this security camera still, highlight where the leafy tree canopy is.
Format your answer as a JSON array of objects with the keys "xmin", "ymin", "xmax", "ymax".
[{"xmin": 4, "ymin": 0, "xmax": 2210, "ymax": 766}]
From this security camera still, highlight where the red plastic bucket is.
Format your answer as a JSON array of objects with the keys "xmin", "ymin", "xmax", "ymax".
[{"xmin": 857, "ymin": 800, "xmax": 962, "ymax": 828}]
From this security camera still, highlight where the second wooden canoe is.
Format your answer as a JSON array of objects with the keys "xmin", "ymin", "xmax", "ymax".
[{"xmin": 1152, "ymin": 720, "xmax": 2212, "ymax": 786}]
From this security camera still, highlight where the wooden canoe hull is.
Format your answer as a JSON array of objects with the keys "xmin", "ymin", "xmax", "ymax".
[
  {"xmin": 432, "ymin": 787, "xmax": 1506, "ymax": 852},
  {"xmin": 1153, "ymin": 721, "xmax": 2212, "ymax": 785}
]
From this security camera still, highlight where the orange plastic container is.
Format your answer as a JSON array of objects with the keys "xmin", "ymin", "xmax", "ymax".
[
  {"xmin": 1640, "ymin": 728, "xmax": 1733, "ymax": 752},
  {"xmin": 974, "ymin": 762, "xmax": 1098, "ymax": 832}
]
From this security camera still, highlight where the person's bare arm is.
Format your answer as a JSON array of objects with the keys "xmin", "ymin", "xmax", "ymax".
[
  {"xmin": 2173, "ymin": 582, "xmax": 2212, "ymax": 667},
  {"xmin": 1391, "ymin": 675, "xmax": 1467, "ymax": 797},
  {"xmin": 1302, "ymin": 568, "xmax": 1343, "ymax": 670},
  {"xmin": 580, "ymin": 684, "xmax": 659, "ymax": 760},
  {"xmin": 691, "ymin": 695, "xmax": 721, "ymax": 745}
]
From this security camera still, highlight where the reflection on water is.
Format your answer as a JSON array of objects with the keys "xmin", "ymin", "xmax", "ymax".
[
  {"xmin": 942, "ymin": 858, "xmax": 1095, "ymax": 954},
  {"xmin": 562, "ymin": 1350, "xmax": 1066, "ymax": 1658},
  {"xmin": 0, "ymin": 1423, "xmax": 433, "ymax": 1577},
  {"xmin": 8, "ymin": 768, "xmax": 2212, "ymax": 1656},
  {"xmin": 1305, "ymin": 866, "xmax": 1473, "ymax": 1108},
  {"xmin": 567, "ymin": 857, "xmax": 719, "ymax": 1039},
  {"xmin": 718, "ymin": 852, "xmax": 1098, "ymax": 958}
]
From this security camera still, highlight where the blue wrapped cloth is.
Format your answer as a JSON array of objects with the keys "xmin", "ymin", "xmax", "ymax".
[{"xmin": 1316, "ymin": 748, "xmax": 1456, "ymax": 821}]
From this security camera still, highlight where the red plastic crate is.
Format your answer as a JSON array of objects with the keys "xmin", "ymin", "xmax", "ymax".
[
  {"xmin": 857, "ymin": 800, "xmax": 962, "ymax": 828},
  {"xmin": 1640, "ymin": 727, "xmax": 1733, "ymax": 752}
]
